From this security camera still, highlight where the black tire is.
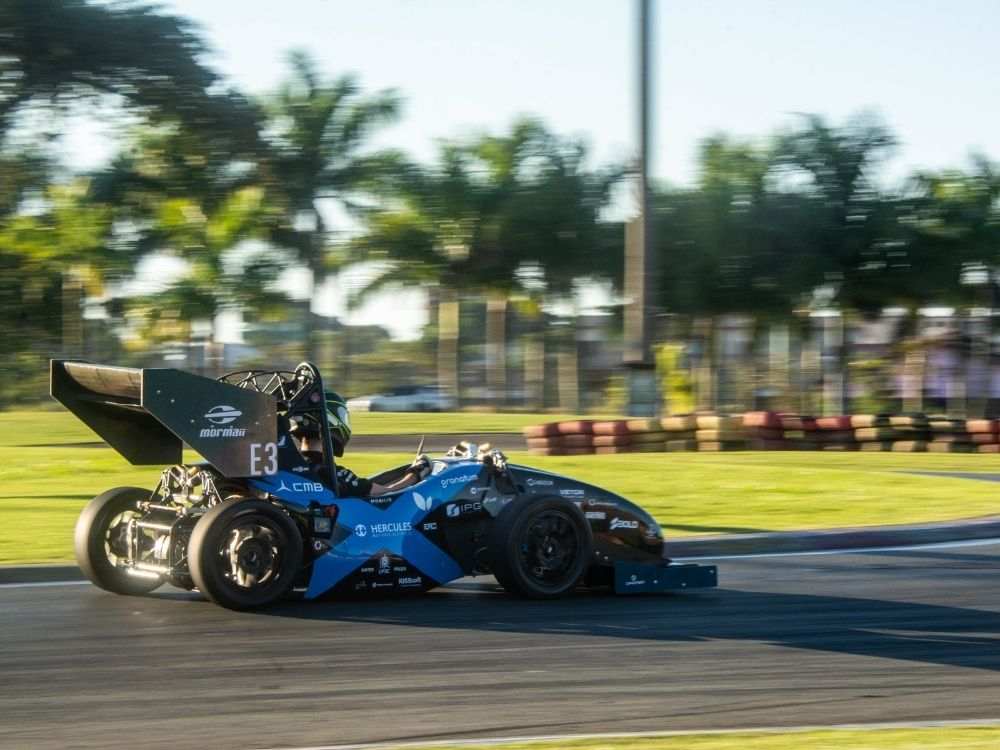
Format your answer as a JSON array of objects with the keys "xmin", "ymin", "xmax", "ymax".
[
  {"xmin": 189, "ymin": 498, "xmax": 303, "ymax": 611},
  {"xmin": 489, "ymin": 496, "xmax": 594, "ymax": 600},
  {"xmin": 74, "ymin": 486, "xmax": 164, "ymax": 596}
]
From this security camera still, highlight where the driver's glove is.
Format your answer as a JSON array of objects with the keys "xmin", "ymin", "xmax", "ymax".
[{"xmin": 407, "ymin": 454, "xmax": 432, "ymax": 481}]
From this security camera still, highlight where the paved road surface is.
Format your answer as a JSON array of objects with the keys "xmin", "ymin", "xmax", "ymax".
[{"xmin": 1, "ymin": 544, "xmax": 998, "ymax": 750}]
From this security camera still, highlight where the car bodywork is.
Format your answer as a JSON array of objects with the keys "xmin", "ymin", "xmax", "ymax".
[{"xmin": 52, "ymin": 360, "xmax": 717, "ymax": 610}]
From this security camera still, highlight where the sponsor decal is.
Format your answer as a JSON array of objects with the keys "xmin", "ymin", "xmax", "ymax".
[
  {"xmin": 440, "ymin": 473, "xmax": 479, "ymax": 489},
  {"xmin": 526, "ymin": 478, "xmax": 554, "ymax": 487},
  {"xmin": 392, "ymin": 565, "xmax": 408, "ymax": 573},
  {"xmin": 292, "ymin": 466, "xmax": 310, "ymax": 473},
  {"xmin": 275, "ymin": 478, "xmax": 324, "ymax": 495},
  {"xmin": 367, "ymin": 496, "xmax": 395, "ymax": 506},
  {"xmin": 295, "ymin": 481, "xmax": 323, "ymax": 493},
  {"xmin": 422, "ymin": 522, "xmax": 438, "ymax": 531},
  {"xmin": 354, "ymin": 582, "xmax": 368, "ymax": 591},
  {"xmin": 353, "ymin": 522, "xmax": 413, "ymax": 539},
  {"xmin": 559, "ymin": 488, "xmax": 585, "ymax": 497},
  {"xmin": 378, "ymin": 555, "xmax": 391, "ymax": 575},
  {"xmin": 609, "ymin": 517, "xmax": 640, "ymax": 531},
  {"xmin": 446, "ymin": 501, "xmax": 483, "ymax": 518},
  {"xmin": 585, "ymin": 511, "xmax": 606, "ymax": 520},
  {"xmin": 413, "ymin": 492, "xmax": 433, "ymax": 511},
  {"xmin": 371, "ymin": 582, "xmax": 394, "ymax": 590},
  {"xmin": 625, "ymin": 574, "xmax": 646, "ymax": 587},
  {"xmin": 312, "ymin": 539, "xmax": 329, "ymax": 553},
  {"xmin": 204, "ymin": 405, "xmax": 242, "ymax": 425},
  {"xmin": 313, "ymin": 518, "xmax": 332, "ymax": 533},
  {"xmin": 360, "ymin": 566, "xmax": 375, "ymax": 574},
  {"xmin": 587, "ymin": 498, "xmax": 619, "ymax": 508},
  {"xmin": 200, "ymin": 425, "xmax": 247, "ymax": 438},
  {"xmin": 370, "ymin": 521, "xmax": 412, "ymax": 537},
  {"xmin": 397, "ymin": 576, "xmax": 423, "ymax": 587},
  {"xmin": 467, "ymin": 486, "xmax": 489, "ymax": 495}
]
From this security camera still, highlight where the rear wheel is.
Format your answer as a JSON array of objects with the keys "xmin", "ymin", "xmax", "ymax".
[
  {"xmin": 489, "ymin": 496, "xmax": 593, "ymax": 599},
  {"xmin": 189, "ymin": 498, "xmax": 303, "ymax": 610},
  {"xmin": 74, "ymin": 486, "xmax": 164, "ymax": 596}
]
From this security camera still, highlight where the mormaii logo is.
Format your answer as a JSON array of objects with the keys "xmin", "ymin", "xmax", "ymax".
[
  {"xmin": 200, "ymin": 405, "xmax": 246, "ymax": 438},
  {"xmin": 204, "ymin": 405, "xmax": 242, "ymax": 424},
  {"xmin": 413, "ymin": 492, "xmax": 433, "ymax": 511}
]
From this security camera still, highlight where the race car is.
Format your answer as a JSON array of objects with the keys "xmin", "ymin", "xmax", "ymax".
[{"xmin": 51, "ymin": 360, "xmax": 717, "ymax": 611}]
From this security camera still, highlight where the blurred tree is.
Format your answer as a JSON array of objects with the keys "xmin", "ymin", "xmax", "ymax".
[
  {"xmin": 655, "ymin": 134, "xmax": 795, "ymax": 317},
  {"xmin": 0, "ymin": 178, "xmax": 119, "ymax": 404},
  {"xmin": 0, "ymin": 0, "xmax": 258, "ymax": 143},
  {"xmin": 657, "ymin": 117, "xmax": 903, "ymax": 320},
  {"xmin": 771, "ymin": 113, "xmax": 900, "ymax": 315},
  {"xmin": 257, "ymin": 50, "xmax": 404, "ymax": 352},
  {"xmin": 898, "ymin": 155, "xmax": 1000, "ymax": 306},
  {"xmin": 91, "ymin": 122, "xmax": 287, "ymax": 350},
  {"xmin": 348, "ymin": 118, "xmax": 622, "ymax": 407}
]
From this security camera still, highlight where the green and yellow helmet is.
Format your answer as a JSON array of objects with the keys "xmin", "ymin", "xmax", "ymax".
[{"xmin": 324, "ymin": 390, "xmax": 351, "ymax": 457}]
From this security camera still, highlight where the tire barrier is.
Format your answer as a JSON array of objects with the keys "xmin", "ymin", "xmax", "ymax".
[{"xmin": 522, "ymin": 412, "xmax": 1000, "ymax": 455}]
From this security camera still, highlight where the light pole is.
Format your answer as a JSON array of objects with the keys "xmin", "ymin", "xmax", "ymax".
[{"xmin": 623, "ymin": 0, "xmax": 657, "ymax": 416}]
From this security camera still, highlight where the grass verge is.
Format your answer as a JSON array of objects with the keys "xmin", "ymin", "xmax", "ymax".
[
  {"xmin": 3, "ymin": 411, "xmax": 1000, "ymax": 564},
  {"xmin": 385, "ymin": 725, "xmax": 1000, "ymax": 750}
]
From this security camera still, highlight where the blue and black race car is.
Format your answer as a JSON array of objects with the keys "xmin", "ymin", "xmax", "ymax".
[{"xmin": 52, "ymin": 360, "xmax": 716, "ymax": 611}]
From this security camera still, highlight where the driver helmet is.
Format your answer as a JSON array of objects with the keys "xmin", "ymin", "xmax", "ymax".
[{"xmin": 325, "ymin": 390, "xmax": 351, "ymax": 457}]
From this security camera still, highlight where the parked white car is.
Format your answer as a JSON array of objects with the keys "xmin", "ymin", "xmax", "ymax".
[{"xmin": 347, "ymin": 385, "xmax": 455, "ymax": 412}]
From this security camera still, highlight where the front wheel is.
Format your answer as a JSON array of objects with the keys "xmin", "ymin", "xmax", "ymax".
[
  {"xmin": 189, "ymin": 498, "xmax": 303, "ymax": 611},
  {"xmin": 489, "ymin": 496, "xmax": 594, "ymax": 600},
  {"xmin": 74, "ymin": 486, "xmax": 164, "ymax": 596}
]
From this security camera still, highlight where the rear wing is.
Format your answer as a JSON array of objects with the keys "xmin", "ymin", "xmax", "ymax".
[{"xmin": 51, "ymin": 360, "xmax": 278, "ymax": 478}]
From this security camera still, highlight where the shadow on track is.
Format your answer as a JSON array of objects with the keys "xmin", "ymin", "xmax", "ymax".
[{"xmin": 251, "ymin": 583, "xmax": 1000, "ymax": 674}]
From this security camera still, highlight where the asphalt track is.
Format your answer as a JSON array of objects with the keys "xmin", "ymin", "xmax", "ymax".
[{"xmin": 2, "ymin": 542, "xmax": 999, "ymax": 750}]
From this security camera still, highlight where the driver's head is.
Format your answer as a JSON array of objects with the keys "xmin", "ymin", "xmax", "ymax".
[{"xmin": 324, "ymin": 390, "xmax": 351, "ymax": 457}]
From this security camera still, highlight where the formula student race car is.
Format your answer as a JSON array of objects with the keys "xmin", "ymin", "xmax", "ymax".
[{"xmin": 52, "ymin": 360, "xmax": 717, "ymax": 611}]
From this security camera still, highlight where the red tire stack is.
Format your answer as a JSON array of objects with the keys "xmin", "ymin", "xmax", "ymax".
[
  {"xmin": 814, "ymin": 415, "xmax": 857, "ymax": 450},
  {"xmin": 779, "ymin": 414, "xmax": 820, "ymax": 450},
  {"xmin": 927, "ymin": 416, "xmax": 975, "ymax": 453},
  {"xmin": 523, "ymin": 420, "xmax": 595, "ymax": 455},
  {"xmin": 591, "ymin": 420, "xmax": 632, "ymax": 454},
  {"xmin": 742, "ymin": 411, "xmax": 787, "ymax": 450},
  {"xmin": 695, "ymin": 413, "xmax": 746, "ymax": 451},
  {"xmin": 967, "ymin": 419, "xmax": 1000, "ymax": 453},
  {"xmin": 626, "ymin": 418, "xmax": 668, "ymax": 453},
  {"xmin": 661, "ymin": 413, "xmax": 698, "ymax": 451}
]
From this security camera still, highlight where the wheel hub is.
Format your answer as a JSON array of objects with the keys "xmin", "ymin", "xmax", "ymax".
[{"xmin": 225, "ymin": 525, "xmax": 279, "ymax": 587}]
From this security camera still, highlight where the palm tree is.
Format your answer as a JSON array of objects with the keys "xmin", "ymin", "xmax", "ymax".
[
  {"xmin": 348, "ymin": 118, "xmax": 622, "ymax": 408},
  {"xmin": 0, "ymin": 0, "xmax": 258, "ymax": 142},
  {"xmin": 258, "ymin": 51, "xmax": 403, "ymax": 352},
  {"xmin": 88, "ymin": 121, "xmax": 287, "ymax": 362}
]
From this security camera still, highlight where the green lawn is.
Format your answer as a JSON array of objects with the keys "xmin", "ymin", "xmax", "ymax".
[
  {"xmin": 3, "ymin": 411, "xmax": 1000, "ymax": 564},
  {"xmin": 389, "ymin": 726, "xmax": 1000, "ymax": 750}
]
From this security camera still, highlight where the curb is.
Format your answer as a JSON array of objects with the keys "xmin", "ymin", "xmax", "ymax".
[
  {"xmin": 0, "ymin": 564, "xmax": 84, "ymax": 585},
  {"xmin": 665, "ymin": 514, "xmax": 1000, "ymax": 558},
  {"xmin": 4, "ymin": 516, "xmax": 1000, "ymax": 585}
]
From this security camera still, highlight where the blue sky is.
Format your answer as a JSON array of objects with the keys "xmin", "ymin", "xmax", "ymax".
[{"xmin": 156, "ymin": 0, "xmax": 999, "ymax": 187}]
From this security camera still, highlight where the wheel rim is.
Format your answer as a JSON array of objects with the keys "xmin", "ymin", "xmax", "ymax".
[
  {"xmin": 103, "ymin": 510, "xmax": 142, "ymax": 568},
  {"xmin": 217, "ymin": 515, "xmax": 290, "ymax": 589},
  {"xmin": 517, "ymin": 510, "xmax": 582, "ymax": 587}
]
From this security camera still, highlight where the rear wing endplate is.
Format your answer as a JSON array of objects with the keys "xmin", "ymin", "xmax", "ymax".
[{"xmin": 51, "ymin": 360, "xmax": 278, "ymax": 478}]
